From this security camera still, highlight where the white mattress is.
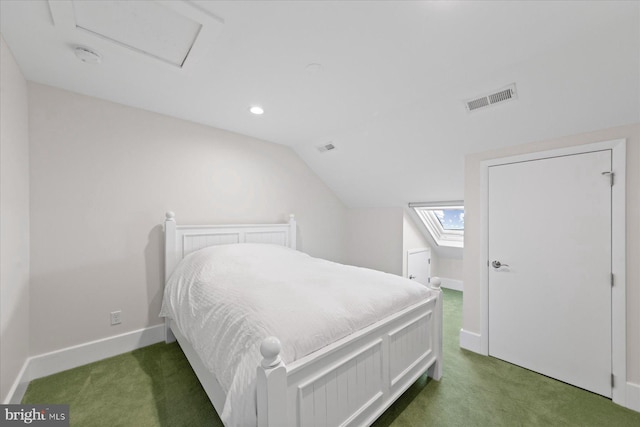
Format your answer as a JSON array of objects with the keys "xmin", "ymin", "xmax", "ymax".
[{"xmin": 160, "ymin": 243, "xmax": 433, "ymax": 426}]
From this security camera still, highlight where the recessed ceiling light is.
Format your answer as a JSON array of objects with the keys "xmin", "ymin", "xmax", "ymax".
[
  {"xmin": 249, "ymin": 105, "xmax": 264, "ymax": 115},
  {"xmin": 74, "ymin": 46, "xmax": 102, "ymax": 64}
]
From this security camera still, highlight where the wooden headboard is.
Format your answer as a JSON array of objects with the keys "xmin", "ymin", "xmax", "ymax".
[{"xmin": 163, "ymin": 211, "xmax": 297, "ymax": 283}]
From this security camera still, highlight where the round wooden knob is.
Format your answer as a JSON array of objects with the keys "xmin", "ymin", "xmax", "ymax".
[{"xmin": 260, "ymin": 336, "xmax": 282, "ymax": 368}]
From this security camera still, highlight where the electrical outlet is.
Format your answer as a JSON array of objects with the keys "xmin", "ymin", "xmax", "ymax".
[{"xmin": 110, "ymin": 310, "xmax": 122, "ymax": 325}]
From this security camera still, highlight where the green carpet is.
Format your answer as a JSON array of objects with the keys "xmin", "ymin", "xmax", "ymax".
[{"xmin": 23, "ymin": 289, "xmax": 640, "ymax": 426}]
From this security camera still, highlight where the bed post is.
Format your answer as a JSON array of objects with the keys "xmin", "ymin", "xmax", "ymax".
[
  {"xmin": 257, "ymin": 337, "xmax": 287, "ymax": 427},
  {"xmin": 164, "ymin": 211, "xmax": 177, "ymax": 343},
  {"xmin": 428, "ymin": 277, "xmax": 443, "ymax": 380},
  {"xmin": 288, "ymin": 214, "xmax": 297, "ymax": 249}
]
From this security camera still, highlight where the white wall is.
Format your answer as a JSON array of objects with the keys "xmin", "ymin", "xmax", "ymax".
[
  {"xmin": 345, "ymin": 208, "xmax": 436, "ymax": 280},
  {"xmin": 463, "ymin": 123, "xmax": 640, "ymax": 385},
  {"xmin": 346, "ymin": 208, "xmax": 403, "ymax": 275},
  {"xmin": 436, "ymin": 258, "xmax": 463, "ymax": 281},
  {"xmin": 0, "ymin": 36, "xmax": 30, "ymax": 403},
  {"xmin": 402, "ymin": 210, "xmax": 435, "ymax": 277},
  {"xmin": 27, "ymin": 83, "xmax": 348, "ymax": 356}
]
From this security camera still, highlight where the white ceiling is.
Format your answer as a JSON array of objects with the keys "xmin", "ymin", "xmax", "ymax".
[{"xmin": 1, "ymin": 0, "xmax": 638, "ymax": 207}]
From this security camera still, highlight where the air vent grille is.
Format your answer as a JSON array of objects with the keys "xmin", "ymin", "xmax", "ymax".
[
  {"xmin": 488, "ymin": 88, "xmax": 513, "ymax": 104},
  {"xmin": 466, "ymin": 84, "xmax": 517, "ymax": 112},
  {"xmin": 467, "ymin": 97, "xmax": 489, "ymax": 111},
  {"xmin": 317, "ymin": 143, "xmax": 336, "ymax": 153}
]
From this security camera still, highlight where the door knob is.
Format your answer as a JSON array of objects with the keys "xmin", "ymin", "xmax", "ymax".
[
  {"xmin": 409, "ymin": 275, "xmax": 416, "ymax": 279},
  {"xmin": 492, "ymin": 260, "xmax": 509, "ymax": 269}
]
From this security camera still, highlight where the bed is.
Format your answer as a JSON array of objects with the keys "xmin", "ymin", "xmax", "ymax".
[{"xmin": 161, "ymin": 212, "xmax": 443, "ymax": 426}]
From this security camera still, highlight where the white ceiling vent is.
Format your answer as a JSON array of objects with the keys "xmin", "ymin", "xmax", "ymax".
[
  {"xmin": 317, "ymin": 143, "xmax": 336, "ymax": 153},
  {"xmin": 465, "ymin": 84, "xmax": 517, "ymax": 112}
]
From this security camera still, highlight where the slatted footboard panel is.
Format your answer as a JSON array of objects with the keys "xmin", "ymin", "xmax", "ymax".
[
  {"xmin": 280, "ymin": 298, "xmax": 439, "ymax": 427},
  {"xmin": 297, "ymin": 340, "xmax": 383, "ymax": 426},
  {"xmin": 388, "ymin": 311, "xmax": 433, "ymax": 395}
]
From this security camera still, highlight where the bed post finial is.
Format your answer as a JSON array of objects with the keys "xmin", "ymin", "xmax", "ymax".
[
  {"xmin": 165, "ymin": 211, "xmax": 176, "ymax": 222},
  {"xmin": 429, "ymin": 276, "xmax": 442, "ymax": 289},
  {"xmin": 260, "ymin": 336, "xmax": 282, "ymax": 368}
]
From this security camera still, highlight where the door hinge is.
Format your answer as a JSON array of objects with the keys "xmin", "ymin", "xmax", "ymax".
[
  {"xmin": 611, "ymin": 374, "xmax": 614, "ymax": 388},
  {"xmin": 428, "ymin": 258, "xmax": 431, "ymax": 265},
  {"xmin": 602, "ymin": 171, "xmax": 614, "ymax": 186},
  {"xmin": 611, "ymin": 273, "xmax": 614, "ymax": 287}
]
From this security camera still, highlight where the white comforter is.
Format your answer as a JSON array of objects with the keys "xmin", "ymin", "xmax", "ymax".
[{"xmin": 160, "ymin": 243, "xmax": 433, "ymax": 427}]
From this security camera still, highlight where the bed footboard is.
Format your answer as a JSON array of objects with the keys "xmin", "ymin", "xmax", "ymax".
[{"xmin": 256, "ymin": 290, "xmax": 443, "ymax": 427}]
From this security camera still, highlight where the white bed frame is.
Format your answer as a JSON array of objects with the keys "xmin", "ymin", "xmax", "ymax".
[{"xmin": 163, "ymin": 212, "xmax": 443, "ymax": 426}]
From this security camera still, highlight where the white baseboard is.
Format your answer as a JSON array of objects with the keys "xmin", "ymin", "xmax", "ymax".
[
  {"xmin": 3, "ymin": 324, "xmax": 164, "ymax": 404},
  {"xmin": 3, "ymin": 359, "xmax": 30, "ymax": 404},
  {"xmin": 440, "ymin": 278, "xmax": 463, "ymax": 292},
  {"xmin": 459, "ymin": 328, "xmax": 482, "ymax": 354},
  {"xmin": 627, "ymin": 381, "xmax": 640, "ymax": 412},
  {"xmin": 456, "ymin": 331, "xmax": 640, "ymax": 413},
  {"xmin": 6, "ymin": 323, "xmax": 640, "ymax": 414}
]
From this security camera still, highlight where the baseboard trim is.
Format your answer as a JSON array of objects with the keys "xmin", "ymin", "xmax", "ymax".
[
  {"xmin": 457, "ymin": 331, "xmax": 639, "ymax": 413},
  {"xmin": 440, "ymin": 278, "xmax": 463, "ymax": 292},
  {"xmin": 6, "ymin": 324, "xmax": 640, "ymax": 414},
  {"xmin": 627, "ymin": 381, "xmax": 640, "ymax": 412},
  {"xmin": 3, "ymin": 324, "xmax": 164, "ymax": 404},
  {"xmin": 459, "ymin": 328, "xmax": 482, "ymax": 354},
  {"xmin": 27, "ymin": 324, "xmax": 165, "ymax": 380},
  {"xmin": 3, "ymin": 359, "xmax": 30, "ymax": 404}
]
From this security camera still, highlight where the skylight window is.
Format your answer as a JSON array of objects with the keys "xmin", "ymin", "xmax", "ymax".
[
  {"xmin": 410, "ymin": 202, "xmax": 464, "ymax": 248},
  {"xmin": 435, "ymin": 209, "xmax": 464, "ymax": 230}
]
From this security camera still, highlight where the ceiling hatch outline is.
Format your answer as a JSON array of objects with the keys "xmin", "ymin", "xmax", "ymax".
[{"xmin": 48, "ymin": 0, "xmax": 224, "ymax": 69}]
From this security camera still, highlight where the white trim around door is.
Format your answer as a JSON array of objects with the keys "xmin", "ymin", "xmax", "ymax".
[{"xmin": 479, "ymin": 138, "xmax": 627, "ymax": 407}]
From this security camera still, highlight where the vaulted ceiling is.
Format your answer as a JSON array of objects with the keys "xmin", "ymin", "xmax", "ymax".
[{"xmin": 1, "ymin": 1, "xmax": 638, "ymax": 207}]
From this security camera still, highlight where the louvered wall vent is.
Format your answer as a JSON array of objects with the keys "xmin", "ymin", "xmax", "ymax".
[
  {"xmin": 465, "ymin": 84, "xmax": 517, "ymax": 112},
  {"xmin": 317, "ymin": 143, "xmax": 336, "ymax": 153}
]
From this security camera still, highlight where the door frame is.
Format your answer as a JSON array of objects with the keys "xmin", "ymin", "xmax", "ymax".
[{"xmin": 479, "ymin": 138, "xmax": 626, "ymax": 405}]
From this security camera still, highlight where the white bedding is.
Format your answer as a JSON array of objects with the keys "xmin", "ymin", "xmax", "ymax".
[{"xmin": 160, "ymin": 243, "xmax": 433, "ymax": 427}]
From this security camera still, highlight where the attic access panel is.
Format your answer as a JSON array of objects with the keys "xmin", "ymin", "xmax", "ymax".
[{"xmin": 72, "ymin": 0, "xmax": 201, "ymax": 67}]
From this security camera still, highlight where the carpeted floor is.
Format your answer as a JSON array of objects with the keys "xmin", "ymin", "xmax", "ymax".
[{"xmin": 23, "ymin": 289, "xmax": 640, "ymax": 426}]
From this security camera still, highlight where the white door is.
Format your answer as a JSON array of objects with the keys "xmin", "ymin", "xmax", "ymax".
[
  {"xmin": 488, "ymin": 150, "xmax": 612, "ymax": 397},
  {"xmin": 407, "ymin": 249, "xmax": 431, "ymax": 286}
]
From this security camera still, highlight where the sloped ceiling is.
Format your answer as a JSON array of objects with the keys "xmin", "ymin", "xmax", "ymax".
[{"xmin": 1, "ymin": 1, "xmax": 638, "ymax": 207}]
